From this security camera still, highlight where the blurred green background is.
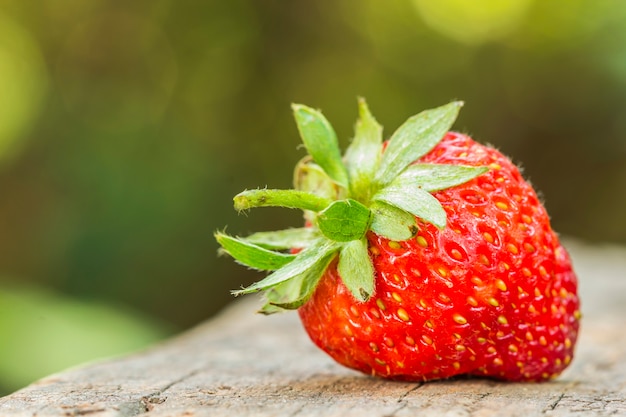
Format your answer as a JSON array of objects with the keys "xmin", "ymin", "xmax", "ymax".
[{"xmin": 1, "ymin": 0, "xmax": 626, "ymax": 395}]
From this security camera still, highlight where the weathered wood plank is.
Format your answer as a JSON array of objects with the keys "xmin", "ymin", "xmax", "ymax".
[{"xmin": 1, "ymin": 239, "xmax": 625, "ymax": 417}]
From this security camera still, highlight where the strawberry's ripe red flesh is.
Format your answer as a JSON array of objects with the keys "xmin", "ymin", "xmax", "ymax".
[{"xmin": 298, "ymin": 132, "xmax": 580, "ymax": 382}]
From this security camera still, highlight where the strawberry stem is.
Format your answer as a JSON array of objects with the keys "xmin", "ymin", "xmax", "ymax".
[{"xmin": 234, "ymin": 189, "xmax": 332, "ymax": 212}]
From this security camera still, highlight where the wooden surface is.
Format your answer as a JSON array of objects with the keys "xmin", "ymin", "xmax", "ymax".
[{"xmin": 1, "ymin": 239, "xmax": 625, "ymax": 417}]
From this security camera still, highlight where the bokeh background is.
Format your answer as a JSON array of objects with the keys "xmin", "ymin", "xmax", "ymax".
[{"xmin": 1, "ymin": 0, "xmax": 626, "ymax": 395}]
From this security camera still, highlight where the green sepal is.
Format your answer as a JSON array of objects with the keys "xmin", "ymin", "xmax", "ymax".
[
  {"xmin": 294, "ymin": 158, "xmax": 341, "ymax": 199},
  {"xmin": 397, "ymin": 163, "xmax": 488, "ymax": 191},
  {"xmin": 344, "ymin": 98, "xmax": 383, "ymax": 203},
  {"xmin": 232, "ymin": 239, "xmax": 339, "ymax": 296},
  {"xmin": 375, "ymin": 101, "xmax": 463, "ymax": 187},
  {"xmin": 260, "ymin": 251, "xmax": 335, "ymax": 313},
  {"xmin": 215, "ymin": 232, "xmax": 296, "ymax": 271},
  {"xmin": 219, "ymin": 99, "xmax": 491, "ymax": 310},
  {"xmin": 244, "ymin": 228, "xmax": 318, "ymax": 250},
  {"xmin": 337, "ymin": 238, "xmax": 375, "ymax": 301},
  {"xmin": 257, "ymin": 303, "xmax": 284, "ymax": 315},
  {"xmin": 292, "ymin": 104, "xmax": 350, "ymax": 188},
  {"xmin": 234, "ymin": 189, "xmax": 331, "ymax": 212},
  {"xmin": 293, "ymin": 159, "xmax": 343, "ymax": 224},
  {"xmin": 258, "ymin": 303, "xmax": 284, "ymax": 315},
  {"xmin": 370, "ymin": 201, "xmax": 418, "ymax": 241},
  {"xmin": 373, "ymin": 183, "xmax": 447, "ymax": 229},
  {"xmin": 317, "ymin": 199, "xmax": 372, "ymax": 242}
]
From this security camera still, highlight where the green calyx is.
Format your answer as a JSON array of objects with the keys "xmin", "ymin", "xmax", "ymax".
[{"xmin": 216, "ymin": 98, "xmax": 488, "ymax": 313}]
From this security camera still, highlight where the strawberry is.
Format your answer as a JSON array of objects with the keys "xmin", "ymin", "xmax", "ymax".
[{"xmin": 216, "ymin": 99, "xmax": 580, "ymax": 382}]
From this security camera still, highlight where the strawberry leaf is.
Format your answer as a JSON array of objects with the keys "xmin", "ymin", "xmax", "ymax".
[
  {"xmin": 244, "ymin": 228, "xmax": 318, "ymax": 250},
  {"xmin": 232, "ymin": 239, "xmax": 339, "ymax": 296},
  {"xmin": 344, "ymin": 98, "xmax": 383, "ymax": 202},
  {"xmin": 370, "ymin": 201, "xmax": 418, "ymax": 241},
  {"xmin": 264, "ymin": 277, "xmax": 308, "ymax": 312},
  {"xmin": 215, "ymin": 232, "xmax": 296, "ymax": 271},
  {"xmin": 261, "ymin": 252, "xmax": 335, "ymax": 312},
  {"xmin": 397, "ymin": 163, "xmax": 488, "ymax": 191},
  {"xmin": 373, "ymin": 183, "xmax": 447, "ymax": 229},
  {"xmin": 375, "ymin": 101, "xmax": 462, "ymax": 187},
  {"xmin": 293, "ymin": 159, "xmax": 343, "ymax": 224},
  {"xmin": 338, "ymin": 238, "xmax": 375, "ymax": 301},
  {"xmin": 234, "ymin": 189, "xmax": 331, "ymax": 212},
  {"xmin": 292, "ymin": 104, "xmax": 349, "ymax": 188},
  {"xmin": 317, "ymin": 199, "xmax": 372, "ymax": 242},
  {"xmin": 216, "ymin": 99, "xmax": 491, "ymax": 316},
  {"xmin": 294, "ymin": 159, "xmax": 341, "ymax": 199}
]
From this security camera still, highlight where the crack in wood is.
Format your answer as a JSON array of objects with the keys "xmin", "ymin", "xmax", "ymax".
[
  {"xmin": 134, "ymin": 368, "xmax": 205, "ymax": 414},
  {"xmin": 382, "ymin": 383, "xmax": 423, "ymax": 417},
  {"xmin": 396, "ymin": 383, "xmax": 423, "ymax": 403},
  {"xmin": 547, "ymin": 392, "xmax": 565, "ymax": 411}
]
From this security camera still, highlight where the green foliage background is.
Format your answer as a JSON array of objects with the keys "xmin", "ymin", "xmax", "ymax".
[{"xmin": 1, "ymin": 0, "xmax": 625, "ymax": 395}]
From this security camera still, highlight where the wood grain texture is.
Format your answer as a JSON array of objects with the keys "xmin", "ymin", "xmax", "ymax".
[{"xmin": 1, "ymin": 239, "xmax": 625, "ymax": 417}]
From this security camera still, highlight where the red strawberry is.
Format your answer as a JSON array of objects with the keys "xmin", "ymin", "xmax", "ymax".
[{"xmin": 216, "ymin": 99, "xmax": 580, "ymax": 382}]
